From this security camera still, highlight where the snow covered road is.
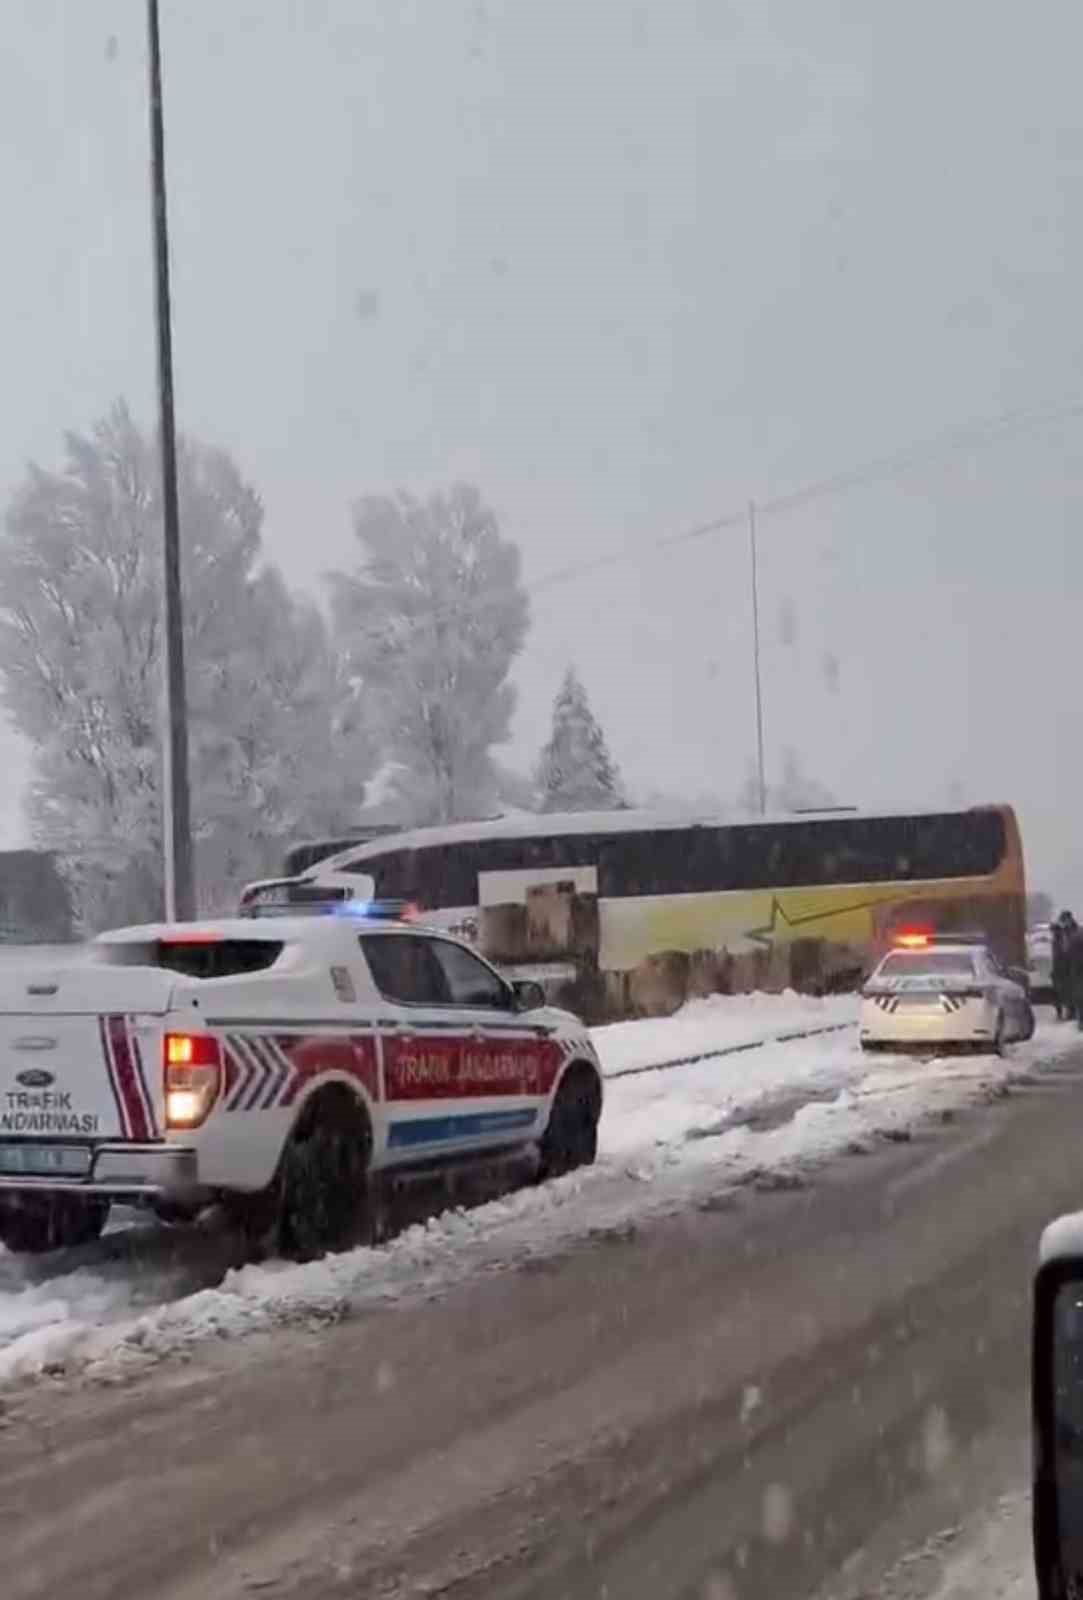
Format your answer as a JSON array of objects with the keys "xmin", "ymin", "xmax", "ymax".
[{"xmin": 0, "ymin": 994, "xmax": 1077, "ymax": 1392}]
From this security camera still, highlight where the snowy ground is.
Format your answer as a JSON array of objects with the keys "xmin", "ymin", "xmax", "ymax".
[
  {"xmin": 0, "ymin": 996, "xmax": 1078, "ymax": 1393},
  {"xmin": 921, "ymin": 1494, "xmax": 1032, "ymax": 1600}
]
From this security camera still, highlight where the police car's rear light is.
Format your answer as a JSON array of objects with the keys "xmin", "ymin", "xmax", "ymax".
[
  {"xmin": 163, "ymin": 1033, "xmax": 222, "ymax": 1129},
  {"xmin": 894, "ymin": 930, "xmax": 932, "ymax": 948}
]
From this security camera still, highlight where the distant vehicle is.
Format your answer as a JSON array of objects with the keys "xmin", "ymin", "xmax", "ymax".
[
  {"xmin": 241, "ymin": 803, "xmax": 1026, "ymax": 1021},
  {"xmin": 859, "ymin": 932, "xmax": 1034, "ymax": 1053},
  {"xmin": 0, "ymin": 908, "xmax": 601, "ymax": 1256},
  {"xmin": 1029, "ymin": 922, "xmax": 1055, "ymax": 1000}
]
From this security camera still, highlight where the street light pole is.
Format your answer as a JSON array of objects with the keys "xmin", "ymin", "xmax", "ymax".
[
  {"xmin": 146, "ymin": 0, "xmax": 194, "ymax": 920},
  {"xmin": 749, "ymin": 500, "xmax": 767, "ymax": 816}
]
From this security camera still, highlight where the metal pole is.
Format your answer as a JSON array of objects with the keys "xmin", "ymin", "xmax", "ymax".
[
  {"xmin": 749, "ymin": 500, "xmax": 767, "ymax": 816},
  {"xmin": 146, "ymin": 0, "xmax": 194, "ymax": 920}
]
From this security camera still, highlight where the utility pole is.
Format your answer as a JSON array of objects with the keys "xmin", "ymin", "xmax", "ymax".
[
  {"xmin": 749, "ymin": 500, "xmax": 767, "ymax": 816},
  {"xmin": 146, "ymin": 0, "xmax": 194, "ymax": 920}
]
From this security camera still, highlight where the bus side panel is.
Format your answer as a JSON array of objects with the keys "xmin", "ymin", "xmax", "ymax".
[{"xmin": 592, "ymin": 875, "xmax": 1024, "ymax": 1018}]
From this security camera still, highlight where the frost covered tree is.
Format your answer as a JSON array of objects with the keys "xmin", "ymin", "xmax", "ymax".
[
  {"xmin": 535, "ymin": 666, "xmax": 623, "ymax": 813},
  {"xmin": 330, "ymin": 484, "xmax": 529, "ymax": 824},
  {"xmin": 0, "ymin": 403, "xmax": 367, "ymax": 929}
]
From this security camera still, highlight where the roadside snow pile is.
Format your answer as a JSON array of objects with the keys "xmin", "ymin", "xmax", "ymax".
[
  {"xmin": 594, "ymin": 989, "xmax": 857, "ymax": 1077},
  {"xmin": 0, "ymin": 1014, "xmax": 1077, "ymax": 1391},
  {"xmin": 876, "ymin": 1490, "xmax": 1033, "ymax": 1599}
]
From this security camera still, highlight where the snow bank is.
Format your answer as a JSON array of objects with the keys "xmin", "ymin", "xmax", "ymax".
[
  {"xmin": 0, "ymin": 1009, "xmax": 1077, "ymax": 1391},
  {"xmin": 889, "ymin": 1490, "xmax": 1032, "ymax": 1599},
  {"xmin": 594, "ymin": 989, "xmax": 857, "ymax": 1077}
]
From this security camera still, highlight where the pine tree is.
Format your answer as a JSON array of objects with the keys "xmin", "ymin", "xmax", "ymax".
[{"xmin": 536, "ymin": 667, "xmax": 623, "ymax": 813}]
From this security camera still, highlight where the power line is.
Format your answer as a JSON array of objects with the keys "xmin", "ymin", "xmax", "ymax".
[{"xmin": 527, "ymin": 396, "xmax": 1083, "ymax": 598}]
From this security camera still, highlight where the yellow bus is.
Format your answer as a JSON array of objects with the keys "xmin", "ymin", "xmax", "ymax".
[{"xmin": 242, "ymin": 804, "xmax": 1025, "ymax": 1020}]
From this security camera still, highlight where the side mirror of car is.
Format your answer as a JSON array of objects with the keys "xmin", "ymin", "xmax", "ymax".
[
  {"xmin": 511, "ymin": 978, "xmax": 546, "ymax": 1012},
  {"xmin": 1032, "ymin": 1218, "xmax": 1083, "ymax": 1596}
]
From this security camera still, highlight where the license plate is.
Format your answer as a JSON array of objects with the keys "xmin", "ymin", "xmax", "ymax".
[{"xmin": 0, "ymin": 1144, "xmax": 91, "ymax": 1177}]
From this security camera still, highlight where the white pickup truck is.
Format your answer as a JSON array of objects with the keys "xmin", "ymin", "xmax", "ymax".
[{"xmin": 0, "ymin": 910, "xmax": 602, "ymax": 1257}]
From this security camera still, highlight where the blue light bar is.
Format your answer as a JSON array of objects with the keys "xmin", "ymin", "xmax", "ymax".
[{"xmin": 332, "ymin": 898, "xmax": 417, "ymax": 922}]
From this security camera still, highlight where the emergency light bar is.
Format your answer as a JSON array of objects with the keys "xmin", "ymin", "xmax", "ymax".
[
  {"xmin": 240, "ymin": 886, "xmax": 418, "ymax": 923},
  {"xmin": 333, "ymin": 898, "xmax": 419, "ymax": 923},
  {"xmin": 891, "ymin": 929, "xmax": 989, "ymax": 950}
]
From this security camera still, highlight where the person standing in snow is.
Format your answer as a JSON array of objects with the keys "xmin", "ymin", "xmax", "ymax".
[
  {"xmin": 1061, "ymin": 913, "xmax": 1083, "ymax": 1027},
  {"xmin": 1052, "ymin": 912, "xmax": 1077, "ymax": 1021}
]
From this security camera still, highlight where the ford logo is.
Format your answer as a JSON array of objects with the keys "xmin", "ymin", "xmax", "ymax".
[{"xmin": 15, "ymin": 1067, "xmax": 55, "ymax": 1089}]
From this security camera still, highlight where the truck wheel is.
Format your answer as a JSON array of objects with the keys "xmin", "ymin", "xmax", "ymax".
[
  {"xmin": 276, "ymin": 1089, "xmax": 374, "ymax": 1262},
  {"xmin": 149, "ymin": 1199, "xmax": 202, "ymax": 1227},
  {"xmin": 538, "ymin": 1065, "xmax": 601, "ymax": 1182},
  {"xmin": 0, "ymin": 1194, "xmax": 109, "ymax": 1254}
]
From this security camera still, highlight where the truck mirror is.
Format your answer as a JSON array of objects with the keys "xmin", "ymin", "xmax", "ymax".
[{"xmin": 1033, "ymin": 1216, "xmax": 1083, "ymax": 1596}]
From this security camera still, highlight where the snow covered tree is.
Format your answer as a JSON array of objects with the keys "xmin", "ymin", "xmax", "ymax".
[
  {"xmin": 330, "ymin": 484, "xmax": 529, "ymax": 825},
  {"xmin": 190, "ymin": 567, "xmax": 370, "ymax": 911},
  {"xmin": 0, "ymin": 403, "xmax": 368, "ymax": 929},
  {"xmin": 535, "ymin": 666, "xmax": 623, "ymax": 813}
]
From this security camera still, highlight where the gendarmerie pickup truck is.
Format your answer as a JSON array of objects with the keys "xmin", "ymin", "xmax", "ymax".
[{"xmin": 0, "ymin": 907, "xmax": 602, "ymax": 1256}]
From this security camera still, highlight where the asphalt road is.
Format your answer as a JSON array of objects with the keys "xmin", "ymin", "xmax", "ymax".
[{"xmin": 4, "ymin": 1045, "xmax": 1081, "ymax": 1600}]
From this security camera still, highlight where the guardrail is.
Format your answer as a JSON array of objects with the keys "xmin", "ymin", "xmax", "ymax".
[{"xmin": 603, "ymin": 1021, "xmax": 856, "ymax": 1081}]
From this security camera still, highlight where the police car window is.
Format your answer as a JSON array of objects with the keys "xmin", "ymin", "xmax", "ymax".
[
  {"xmin": 879, "ymin": 951, "xmax": 976, "ymax": 976},
  {"xmin": 359, "ymin": 934, "xmax": 449, "ymax": 1005},
  {"xmin": 431, "ymin": 940, "xmax": 509, "ymax": 1009}
]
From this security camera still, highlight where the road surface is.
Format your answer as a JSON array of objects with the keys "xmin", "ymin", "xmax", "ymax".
[{"xmin": 4, "ymin": 1044, "xmax": 1078, "ymax": 1599}]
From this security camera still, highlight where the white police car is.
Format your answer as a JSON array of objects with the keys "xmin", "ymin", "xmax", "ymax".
[
  {"xmin": 859, "ymin": 932, "xmax": 1035, "ymax": 1054},
  {"xmin": 0, "ymin": 904, "xmax": 602, "ymax": 1256}
]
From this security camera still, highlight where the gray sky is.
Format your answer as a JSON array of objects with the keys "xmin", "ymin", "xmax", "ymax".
[{"xmin": 2, "ymin": 1, "xmax": 1082, "ymax": 901}]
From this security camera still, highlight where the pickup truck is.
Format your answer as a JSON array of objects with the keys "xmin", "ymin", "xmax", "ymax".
[{"xmin": 0, "ymin": 909, "xmax": 602, "ymax": 1257}]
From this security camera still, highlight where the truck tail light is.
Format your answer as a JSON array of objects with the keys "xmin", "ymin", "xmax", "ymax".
[{"xmin": 163, "ymin": 1033, "xmax": 222, "ymax": 1129}]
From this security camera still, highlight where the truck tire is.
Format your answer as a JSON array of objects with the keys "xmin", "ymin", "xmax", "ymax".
[
  {"xmin": 149, "ymin": 1199, "xmax": 203, "ymax": 1227},
  {"xmin": 538, "ymin": 1065, "xmax": 601, "ymax": 1182},
  {"xmin": 276, "ymin": 1088, "xmax": 374, "ymax": 1262},
  {"xmin": 0, "ymin": 1194, "xmax": 110, "ymax": 1254}
]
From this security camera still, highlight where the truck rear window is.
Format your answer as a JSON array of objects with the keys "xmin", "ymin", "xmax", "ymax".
[{"xmin": 95, "ymin": 940, "xmax": 284, "ymax": 979}]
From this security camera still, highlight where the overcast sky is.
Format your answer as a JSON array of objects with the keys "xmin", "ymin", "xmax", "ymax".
[{"xmin": 2, "ymin": 1, "xmax": 1082, "ymax": 900}]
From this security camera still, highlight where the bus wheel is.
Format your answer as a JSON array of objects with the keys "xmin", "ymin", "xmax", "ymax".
[
  {"xmin": 0, "ymin": 1194, "xmax": 109, "ymax": 1254},
  {"xmin": 538, "ymin": 1066, "xmax": 601, "ymax": 1181}
]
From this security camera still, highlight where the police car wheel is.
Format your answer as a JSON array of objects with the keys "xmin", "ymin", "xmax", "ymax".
[
  {"xmin": 0, "ymin": 1194, "xmax": 109, "ymax": 1254},
  {"xmin": 538, "ymin": 1066, "xmax": 600, "ymax": 1182},
  {"xmin": 277, "ymin": 1089, "xmax": 374, "ymax": 1262}
]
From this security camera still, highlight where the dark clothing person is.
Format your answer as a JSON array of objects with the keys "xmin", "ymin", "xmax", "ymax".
[{"xmin": 1053, "ymin": 913, "xmax": 1079, "ymax": 1022}]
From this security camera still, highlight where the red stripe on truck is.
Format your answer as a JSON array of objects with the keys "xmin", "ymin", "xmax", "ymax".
[
  {"xmin": 278, "ymin": 1034, "xmax": 379, "ymax": 1108},
  {"xmin": 99, "ymin": 1015, "xmax": 130, "ymax": 1135},
  {"xmin": 383, "ymin": 1035, "xmax": 564, "ymax": 1101},
  {"xmin": 106, "ymin": 1015, "xmax": 153, "ymax": 1140}
]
